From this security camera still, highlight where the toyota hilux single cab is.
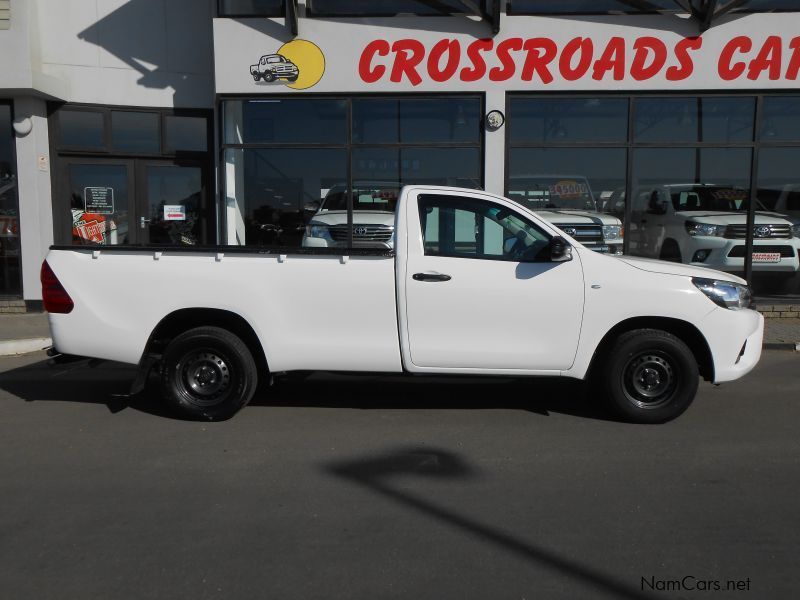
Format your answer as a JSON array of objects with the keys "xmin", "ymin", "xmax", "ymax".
[
  {"xmin": 43, "ymin": 186, "xmax": 763, "ymax": 424},
  {"xmin": 629, "ymin": 184, "xmax": 800, "ymax": 274}
]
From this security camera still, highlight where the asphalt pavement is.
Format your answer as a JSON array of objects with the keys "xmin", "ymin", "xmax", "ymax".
[{"xmin": 0, "ymin": 350, "xmax": 798, "ymax": 599}]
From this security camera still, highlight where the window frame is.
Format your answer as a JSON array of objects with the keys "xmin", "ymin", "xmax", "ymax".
[
  {"xmin": 51, "ymin": 104, "xmax": 213, "ymax": 159},
  {"xmin": 216, "ymin": 0, "xmax": 285, "ymax": 18},
  {"xmin": 417, "ymin": 193, "xmax": 552, "ymax": 263},
  {"xmin": 0, "ymin": 99, "xmax": 23, "ymax": 298},
  {"xmin": 306, "ymin": 0, "xmax": 492, "ymax": 17},
  {"xmin": 218, "ymin": 93, "xmax": 485, "ymax": 253},
  {"xmin": 505, "ymin": 91, "xmax": 800, "ymax": 286}
]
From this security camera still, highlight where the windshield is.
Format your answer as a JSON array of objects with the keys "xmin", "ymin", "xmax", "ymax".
[
  {"xmin": 669, "ymin": 186, "xmax": 751, "ymax": 212},
  {"xmin": 507, "ymin": 177, "xmax": 596, "ymax": 211},
  {"xmin": 321, "ymin": 185, "xmax": 400, "ymax": 213},
  {"xmin": 267, "ymin": 56, "xmax": 283, "ymax": 64}
]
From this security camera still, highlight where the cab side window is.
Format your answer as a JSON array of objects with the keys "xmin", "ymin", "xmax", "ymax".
[{"xmin": 418, "ymin": 194, "xmax": 550, "ymax": 262}]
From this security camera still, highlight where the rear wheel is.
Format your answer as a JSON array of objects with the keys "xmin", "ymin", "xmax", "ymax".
[
  {"xmin": 252, "ymin": 72, "xmax": 261, "ymax": 81},
  {"xmin": 160, "ymin": 326, "xmax": 258, "ymax": 421},
  {"xmin": 602, "ymin": 329, "xmax": 698, "ymax": 423}
]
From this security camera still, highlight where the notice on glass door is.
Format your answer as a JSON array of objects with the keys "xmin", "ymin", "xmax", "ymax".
[
  {"xmin": 163, "ymin": 205, "xmax": 186, "ymax": 221},
  {"xmin": 84, "ymin": 187, "xmax": 114, "ymax": 215}
]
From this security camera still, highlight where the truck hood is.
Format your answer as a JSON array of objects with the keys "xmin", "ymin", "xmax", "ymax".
[
  {"xmin": 618, "ymin": 255, "xmax": 746, "ymax": 284},
  {"xmin": 310, "ymin": 211, "xmax": 395, "ymax": 227},
  {"xmin": 676, "ymin": 211, "xmax": 793, "ymax": 225},
  {"xmin": 534, "ymin": 209, "xmax": 620, "ymax": 225}
]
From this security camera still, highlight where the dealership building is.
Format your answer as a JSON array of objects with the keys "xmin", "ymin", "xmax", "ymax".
[{"xmin": 1, "ymin": 0, "xmax": 799, "ymax": 311}]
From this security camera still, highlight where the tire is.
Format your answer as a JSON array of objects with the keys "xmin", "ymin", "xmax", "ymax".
[
  {"xmin": 659, "ymin": 239, "xmax": 682, "ymax": 263},
  {"xmin": 252, "ymin": 72, "xmax": 261, "ymax": 82},
  {"xmin": 287, "ymin": 75, "xmax": 298, "ymax": 82},
  {"xmin": 601, "ymin": 329, "xmax": 699, "ymax": 424},
  {"xmin": 263, "ymin": 71, "xmax": 276, "ymax": 82},
  {"xmin": 160, "ymin": 326, "xmax": 258, "ymax": 421}
]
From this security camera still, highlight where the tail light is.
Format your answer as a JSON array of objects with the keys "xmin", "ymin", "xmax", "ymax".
[{"xmin": 41, "ymin": 260, "xmax": 74, "ymax": 314}]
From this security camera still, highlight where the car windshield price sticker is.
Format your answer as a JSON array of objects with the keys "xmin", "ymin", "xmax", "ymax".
[
  {"xmin": 84, "ymin": 187, "xmax": 114, "ymax": 215},
  {"xmin": 163, "ymin": 205, "xmax": 186, "ymax": 221}
]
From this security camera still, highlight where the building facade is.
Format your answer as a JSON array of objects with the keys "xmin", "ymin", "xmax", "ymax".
[{"xmin": 1, "ymin": 0, "xmax": 799, "ymax": 310}]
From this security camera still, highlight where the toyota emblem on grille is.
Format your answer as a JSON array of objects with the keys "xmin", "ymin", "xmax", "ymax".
[
  {"xmin": 563, "ymin": 227, "xmax": 577, "ymax": 237},
  {"xmin": 354, "ymin": 226, "xmax": 368, "ymax": 236},
  {"xmin": 754, "ymin": 225, "xmax": 771, "ymax": 238}
]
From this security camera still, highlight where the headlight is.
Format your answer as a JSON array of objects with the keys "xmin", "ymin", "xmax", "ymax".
[
  {"xmin": 602, "ymin": 225, "xmax": 622, "ymax": 241},
  {"xmin": 305, "ymin": 224, "xmax": 332, "ymax": 241},
  {"xmin": 692, "ymin": 277, "xmax": 753, "ymax": 310},
  {"xmin": 792, "ymin": 224, "xmax": 800, "ymax": 239},
  {"xmin": 686, "ymin": 222, "xmax": 725, "ymax": 237}
]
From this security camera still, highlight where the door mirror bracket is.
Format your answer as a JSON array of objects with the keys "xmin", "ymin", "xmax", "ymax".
[{"xmin": 550, "ymin": 236, "xmax": 573, "ymax": 262}]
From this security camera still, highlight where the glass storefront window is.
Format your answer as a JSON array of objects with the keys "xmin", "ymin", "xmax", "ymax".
[
  {"xmin": 507, "ymin": 147, "xmax": 627, "ymax": 218},
  {"xmin": 59, "ymin": 110, "xmax": 105, "ymax": 149},
  {"xmin": 634, "ymin": 97, "xmax": 755, "ymax": 143},
  {"xmin": 223, "ymin": 99, "xmax": 347, "ymax": 145},
  {"xmin": 164, "ymin": 116, "xmax": 208, "ymax": 153},
  {"xmin": 352, "ymin": 98, "xmax": 481, "ymax": 145},
  {"xmin": 508, "ymin": 0, "xmax": 683, "ymax": 14},
  {"xmin": 218, "ymin": 0, "xmax": 283, "ymax": 16},
  {"xmin": 760, "ymin": 97, "xmax": 800, "ymax": 141},
  {"xmin": 224, "ymin": 148, "xmax": 347, "ymax": 248},
  {"xmin": 111, "ymin": 111, "xmax": 161, "ymax": 154},
  {"xmin": 509, "ymin": 98, "xmax": 628, "ymax": 143},
  {"xmin": 308, "ymin": 0, "xmax": 490, "ymax": 16},
  {"xmin": 223, "ymin": 96, "xmax": 483, "ymax": 250},
  {"xmin": 628, "ymin": 147, "xmax": 754, "ymax": 265},
  {"xmin": 0, "ymin": 104, "xmax": 21, "ymax": 296},
  {"xmin": 399, "ymin": 98, "xmax": 481, "ymax": 144},
  {"xmin": 755, "ymin": 147, "xmax": 800, "ymax": 295}
]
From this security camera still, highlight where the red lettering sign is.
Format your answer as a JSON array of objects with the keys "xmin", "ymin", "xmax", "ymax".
[{"xmin": 355, "ymin": 34, "xmax": 799, "ymax": 85}]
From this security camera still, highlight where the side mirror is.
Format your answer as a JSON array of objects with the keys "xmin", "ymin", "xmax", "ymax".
[{"xmin": 550, "ymin": 236, "xmax": 573, "ymax": 262}]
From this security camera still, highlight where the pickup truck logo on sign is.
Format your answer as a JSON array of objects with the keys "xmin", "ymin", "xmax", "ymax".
[{"xmin": 251, "ymin": 39, "xmax": 325, "ymax": 90}]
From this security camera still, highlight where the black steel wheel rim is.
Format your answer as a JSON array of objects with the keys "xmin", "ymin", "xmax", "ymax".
[
  {"xmin": 621, "ymin": 351, "xmax": 677, "ymax": 409},
  {"xmin": 178, "ymin": 349, "xmax": 233, "ymax": 407}
]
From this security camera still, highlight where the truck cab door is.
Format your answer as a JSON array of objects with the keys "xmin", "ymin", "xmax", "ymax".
[{"xmin": 397, "ymin": 189, "xmax": 585, "ymax": 373}]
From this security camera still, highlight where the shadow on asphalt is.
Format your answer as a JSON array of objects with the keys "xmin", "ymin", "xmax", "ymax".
[
  {"xmin": 325, "ymin": 447, "xmax": 657, "ymax": 600},
  {"xmin": 0, "ymin": 357, "xmax": 616, "ymax": 422}
]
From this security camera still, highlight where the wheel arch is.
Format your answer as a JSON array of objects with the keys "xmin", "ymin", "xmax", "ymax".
[
  {"xmin": 143, "ymin": 308, "xmax": 269, "ymax": 375},
  {"xmin": 588, "ymin": 316, "xmax": 714, "ymax": 382}
]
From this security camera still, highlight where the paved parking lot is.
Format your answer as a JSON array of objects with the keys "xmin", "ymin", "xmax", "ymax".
[{"xmin": 0, "ymin": 350, "xmax": 798, "ymax": 600}]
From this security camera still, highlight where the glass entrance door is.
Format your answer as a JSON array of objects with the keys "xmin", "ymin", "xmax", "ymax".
[
  {"xmin": 65, "ymin": 160, "xmax": 134, "ymax": 245},
  {"xmin": 59, "ymin": 160, "xmax": 209, "ymax": 246},
  {"xmin": 138, "ymin": 163, "xmax": 206, "ymax": 246}
]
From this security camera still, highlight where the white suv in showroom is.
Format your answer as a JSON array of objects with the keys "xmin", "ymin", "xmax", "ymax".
[{"xmin": 628, "ymin": 183, "xmax": 800, "ymax": 275}]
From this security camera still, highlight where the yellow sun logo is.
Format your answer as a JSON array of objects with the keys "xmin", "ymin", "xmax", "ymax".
[{"xmin": 277, "ymin": 39, "xmax": 325, "ymax": 90}]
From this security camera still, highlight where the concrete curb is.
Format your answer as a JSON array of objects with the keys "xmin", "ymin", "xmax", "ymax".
[{"xmin": 0, "ymin": 338, "xmax": 52, "ymax": 356}]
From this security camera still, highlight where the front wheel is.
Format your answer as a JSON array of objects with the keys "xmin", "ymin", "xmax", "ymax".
[
  {"xmin": 263, "ymin": 71, "xmax": 276, "ymax": 82},
  {"xmin": 160, "ymin": 326, "xmax": 258, "ymax": 421},
  {"xmin": 602, "ymin": 329, "xmax": 699, "ymax": 423}
]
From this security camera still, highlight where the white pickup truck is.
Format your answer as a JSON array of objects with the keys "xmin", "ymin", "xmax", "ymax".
[
  {"xmin": 629, "ymin": 184, "xmax": 800, "ymax": 274},
  {"xmin": 43, "ymin": 186, "xmax": 763, "ymax": 423}
]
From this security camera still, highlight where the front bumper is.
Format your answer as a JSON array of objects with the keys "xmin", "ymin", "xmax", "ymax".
[
  {"xmin": 700, "ymin": 307, "xmax": 764, "ymax": 383},
  {"xmin": 685, "ymin": 238, "xmax": 799, "ymax": 272}
]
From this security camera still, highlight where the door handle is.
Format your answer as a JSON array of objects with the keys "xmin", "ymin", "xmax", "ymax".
[
  {"xmin": 140, "ymin": 216, "xmax": 151, "ymax": 229},
  {"xmin": 413, "ymin": 272, "xmax": 452, "ymax": 282}
]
